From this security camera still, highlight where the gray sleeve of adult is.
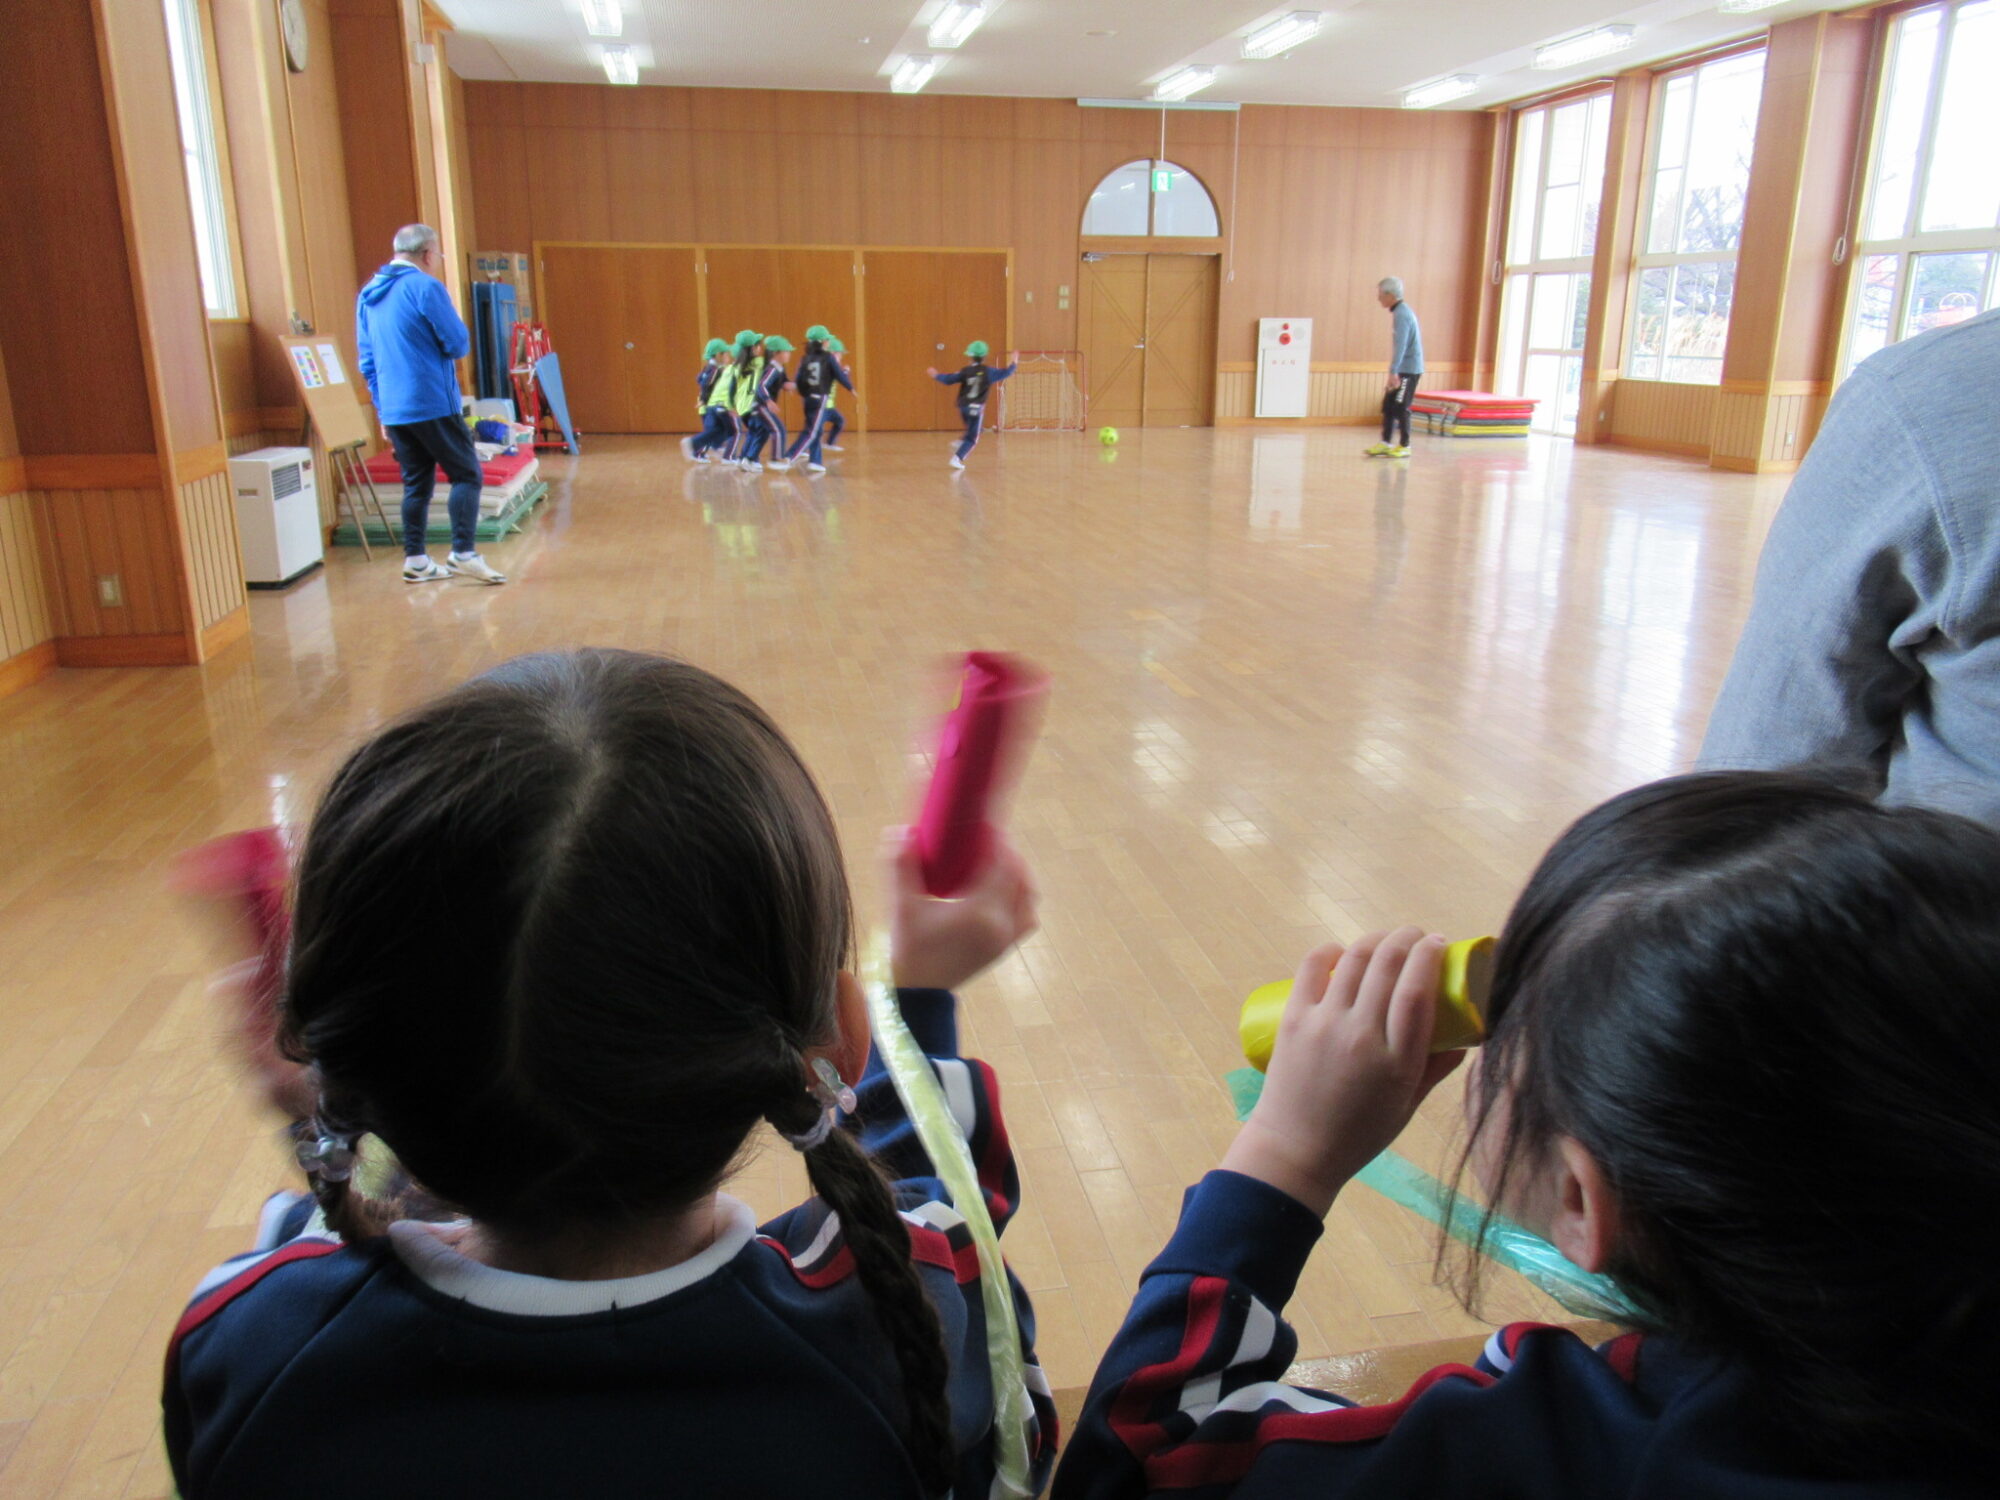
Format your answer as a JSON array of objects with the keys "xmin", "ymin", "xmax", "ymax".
[
  {"xmin": 1389, "ymin": 309, "xmax": 1411, "ymax": 372},
  {"xmin": 1696, "ymin": 365, "xmax": 1951, "ymax": 786}
]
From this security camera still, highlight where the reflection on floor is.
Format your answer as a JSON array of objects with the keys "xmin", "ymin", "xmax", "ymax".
[{"xmin": 0, "ymin": 428, "xmax": 1790, "ymax": 1494}]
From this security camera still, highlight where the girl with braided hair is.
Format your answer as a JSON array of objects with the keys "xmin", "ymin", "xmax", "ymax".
[{"xmin": 164, "ymin": 650, "xmax": 1058, "ymax": 1500}]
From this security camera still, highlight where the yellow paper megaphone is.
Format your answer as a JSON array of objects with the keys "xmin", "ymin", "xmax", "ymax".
[{"xmin": 1240, "ymin": 936, "xmax": 1494, "ymax": 1071}]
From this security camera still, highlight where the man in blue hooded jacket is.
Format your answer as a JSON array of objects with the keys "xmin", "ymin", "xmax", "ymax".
[{"xmin": 355, "ymin": 225, "xmax": 506, "ymax": 584}]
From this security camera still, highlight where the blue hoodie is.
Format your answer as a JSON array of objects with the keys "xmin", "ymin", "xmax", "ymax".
[{"xmin": 355, "ymin": 262, "xmax": 469, "ymax": 426}]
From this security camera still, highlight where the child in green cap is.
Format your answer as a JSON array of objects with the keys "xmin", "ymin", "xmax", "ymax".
[
  {"xmin": 823, "ymin": 338, "xmax": 851, "ymax": 451},
  {"xmin": 684, "ymin": 339, "xmax": 736, "ymax": 463},
  {"xmin": 743, "ymin": 335, "xmax": 793, "ymax": 471},
  {"xmin": 727, "ymin": 332, "xmax": 765, "ymax": 467},
  {"xmin": 785, "ymin": 327, "xmax": 856, "ymax": 473},
  {"xmin": 927, "ymin": 342, "xmax": 1017, "ymax": 471}
]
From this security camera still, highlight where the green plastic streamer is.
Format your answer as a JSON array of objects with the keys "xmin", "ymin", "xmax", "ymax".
[
  {"xmin": 865, "ymin": 936, "xmax": 1035, "ymax": 1496},
  {"xmin": 1224, "ymin": 1067, "xmax": 1637, "ymax": 1320}
]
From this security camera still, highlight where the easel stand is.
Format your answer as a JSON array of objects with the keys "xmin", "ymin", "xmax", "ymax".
[
  {"xmin": 278, "ymin": 333, "xmax": 401, "ymax": 565},
  {"xmin": 318, "ymin": 433, "xmax": 400, "ymax": 560}
]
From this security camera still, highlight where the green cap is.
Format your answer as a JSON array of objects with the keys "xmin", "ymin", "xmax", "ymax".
[
  {"xmin": 734, "ymin": 329, "xmax": 761, "ymax": 349},
  {"xmin": 704, "ymin": 338, "xmax": 728, "ymax": 360},
  {"xmin": 806, "ymin": 324, "xmax": 832, "ymax": 343},
  {"xmin": 762, "ymin": 335, "xmax": 794, "ymax": 353},
  {"xmin": 966, "ymin": 341, "xmax": 989, "ymax": 359},
  {"xmin": 828, "ymin": 337, "xmax": 846, "ymax": 353}
]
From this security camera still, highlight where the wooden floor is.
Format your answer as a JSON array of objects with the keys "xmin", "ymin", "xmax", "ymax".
[{"xmin": 0, "ymin": 427, "xmax": 1790, "ymax": 1495}]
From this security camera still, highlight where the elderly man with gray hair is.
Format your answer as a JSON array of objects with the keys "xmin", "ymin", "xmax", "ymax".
[
  {"xmin": 355, "ymin": 224, "xmax": 506, "ymax": 584},
  {"xmin": 1366, "ymin": 276, "xmax": 1424, "ymax": 459}
]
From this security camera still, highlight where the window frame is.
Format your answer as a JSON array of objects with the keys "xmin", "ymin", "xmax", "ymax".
[
  {"xmin": 1837, "ymin": 0, "xmax": 2000, "ymax": 377},
  {"xmin": 1624, "ymin": 47, "xmax": 1768, "ymax": 386},
  {"xmin": 1081, "ymin": 159, "xmax": 1221, "ymax": 239},
  {"xmin": 163, "ymin": 0, "xmax": 243, "ymax": 320},
  {"xmin": 1496, "ymin": 91, "xmax": 1612, "ymax": 434}
]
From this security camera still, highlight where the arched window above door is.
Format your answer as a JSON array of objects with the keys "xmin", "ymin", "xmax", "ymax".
[{"xmin": 1082, "ymin": 160, "xmax": 1220, "ymax": 238}]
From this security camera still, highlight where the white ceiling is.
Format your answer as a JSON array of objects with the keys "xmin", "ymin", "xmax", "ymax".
[{"xmin": 438, "ymin": 0, "xmax": 1872, "ymax": 111}]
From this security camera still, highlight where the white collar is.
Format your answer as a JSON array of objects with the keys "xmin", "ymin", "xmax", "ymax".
[{"xmin": 388, "ymin": 1194, "xmax": 758, "ymax": 1316}]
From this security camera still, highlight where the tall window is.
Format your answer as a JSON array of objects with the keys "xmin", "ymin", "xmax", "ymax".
[
  {"xmin": 1626, "ymin": 50, "xmax": 1766, "ymax": 384},
  {"xmin": 1082, "ymin": 160, "xmax": 1220, "ymax": 237},
  {"xmin": 1496, "ymin": 93, "xmax": 1611, "ymax": 434},
  {"xmin": 1843, "ymin": 0, "xmax": 2000, "ymax": 373},
  {"xmin": 163, "ymin": 0, "xmax": 237, "ymax": 317}
]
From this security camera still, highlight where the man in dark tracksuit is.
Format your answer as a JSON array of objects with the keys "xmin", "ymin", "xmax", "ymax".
[
  {"xmin": 928, "ymin": 342, "xmax": 1016, "ymax": 471},
  {"xmin": 1368, "ymin": 276, "xmax": 1424, "ymax": 458},
  {"xmin": 355, "ymin": 223, "xmax": 506, "ymax": 584},
  {"xmin": 785, "ymin": 326, "xmax": 855, "ymax": 472}
]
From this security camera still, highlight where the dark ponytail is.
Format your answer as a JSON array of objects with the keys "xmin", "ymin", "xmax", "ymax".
[
  {"xmin": 1454, "ymin": 771, "xmax": 2000, "ymax": 1476},
  {"xmin": 282, "ymin": 649, "xmax": 957, "ymax": 1490}
]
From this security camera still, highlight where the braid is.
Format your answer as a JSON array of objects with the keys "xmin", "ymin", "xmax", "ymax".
[
  {"xmin": 309, "ymin": 1168, "xmax": 397, "ymax": 1245},
  {"xmin": 803, "ymin": 1125, "xmax": 957, "ymax": 1496}
]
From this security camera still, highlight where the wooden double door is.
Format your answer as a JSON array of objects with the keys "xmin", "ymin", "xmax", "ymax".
[
  {"xmin": 1081, "ymin": 253, "xmax": 1218, "ymax": 429},
  {"xmin": 538, "ymin": 244, "xmax": 1009, "ymax": 435}
]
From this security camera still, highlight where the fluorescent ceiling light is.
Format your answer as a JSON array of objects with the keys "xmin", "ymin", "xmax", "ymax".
[
  {"xmin": 891, "ymin": 53, "xmax": 943, "ymax": 92},
  {"xmin": 601, "ymin": 44, "xmax": 638, "ymax": 85},
  {"xmin": 1151, "ymin": 65, "xmax": 1216, "ymax": 102},
  {"xmin": 1533, "ymin": 24, "xmax": 1636, "ymax": 70},
  {"xmin": 1716, "ymin": 0, "xmax": 1787, "ymax": 11},
  {"xmin": 1402, "ymin": 74, "xmax": 1480, "ymax": 109},
  {"xmin": 1241, "ymin": 11, "xmax": 1322, "ymax": 60},
  {"xmin": 927, "ymin": 0, "xmax": 988, "ymax": 49},
  {"xmin": 581, "ymin": 0, "xmax": 622, "ymax": 38}
]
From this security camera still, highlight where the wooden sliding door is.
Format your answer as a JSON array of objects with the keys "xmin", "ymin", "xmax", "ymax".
[
  {"xmin": 541, "ymin": 245, "xmax": 700, "ymax": 433},
  {"xmin": 1081, "ymin": 253, "xmax": 1218, "ymax": 429},
  {"xmin": 859, "ymin": 251, "xmax": 1009, "ymax": 431}
]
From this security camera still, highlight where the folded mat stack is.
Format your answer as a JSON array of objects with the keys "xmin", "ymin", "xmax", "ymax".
[
  {"xmin": 336, "ymin": 450, "xmax": 547, "ymax": 547},
  {"xmin": 1409, "ymin": 390, "xmax": 1537, "ymax": 438}
]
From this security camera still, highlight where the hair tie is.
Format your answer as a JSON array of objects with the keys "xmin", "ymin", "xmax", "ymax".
[
  {"xmin": 292, "ymin": 1118, "xmax": 359, "ymax": 1182},
  {"xmin": 781, "ymin": 1057, "xmax": 857, "ymax": 1152}
]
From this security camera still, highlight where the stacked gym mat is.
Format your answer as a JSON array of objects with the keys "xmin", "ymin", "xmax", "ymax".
[{"xmin": 1409, "ymin": 390, "xmax": 1537, "ymax": 438}]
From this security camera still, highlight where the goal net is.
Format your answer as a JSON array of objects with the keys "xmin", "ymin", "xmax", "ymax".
[{"xmin": 997, "ymin": 351, "xmax": 1086, "ymax": 431}]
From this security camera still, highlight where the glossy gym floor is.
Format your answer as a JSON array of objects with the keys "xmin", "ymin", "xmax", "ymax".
[{"xmin": 0, "ymin": 428, "xmax": 1790, "ymax": 1494}]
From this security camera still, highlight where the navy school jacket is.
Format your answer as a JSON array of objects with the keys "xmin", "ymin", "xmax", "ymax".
[
  {"xmin": 796, "ymin": 349, "xmax": 856, "ymax": 402},
  {"xmin": 165, "ymin": 989, "xmax": 1057, "ymax": 1500},
  {"xmin": 1052, "ymin": 1170, "xmax": 1986, "ymax": 1500},
  {"xmin": 934, "ymin": 362, "xmax": 1017, "ymax": 410}
]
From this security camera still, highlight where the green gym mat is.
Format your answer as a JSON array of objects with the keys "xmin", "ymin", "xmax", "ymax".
[{"xmin": 332, "ymin": 480, "xmax": 548, "ymax": 547}]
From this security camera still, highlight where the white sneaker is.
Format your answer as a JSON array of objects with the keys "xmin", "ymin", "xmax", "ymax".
[
  {"xmin": 768, "ymin": 459, "xmax": 791, "ymax": 471},
  {"xmin": 806, "ymin": 462, "xmax": 827, "ymax": 474},
  {"xmin": 825, "ymin": 444, "xmax": 845, "ymax": 452},
  {"xmin": 693, "ymin": 452, "xmax": 712, "ymax": 464},
  {"xmin": 678, "ymin": 436, "xmax": 695, "ymax": 461},
  {"xmin": 949, "ymin": 455, "xmax": 965, "ymax": 470},
  {"xmin": 742, "ymin": 460, "xmax": 763, "ymax": 473},
  {"xmin": 447, "ymin": 551, "xmax": 507, "ymax": 585},
  {"xmin": 403, "ymin": 556, "xmax": 450, "ymax": 583}
]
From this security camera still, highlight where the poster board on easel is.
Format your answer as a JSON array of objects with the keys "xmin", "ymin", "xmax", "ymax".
[
  {"xmin": 278, "ymin": 333, "xmax": 396, "ymax": 560},
  {"xmin": 279, "ymin": 334, "xmax": 373, "ymax": 450}
]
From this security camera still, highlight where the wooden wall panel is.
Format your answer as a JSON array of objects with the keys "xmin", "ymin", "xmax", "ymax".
[
  {"xmin": 331, "ymin": 0, "xmax": 422, "ymax": 293},
  {"xmin": 38, "ymin": 488, "xmax": 188, "ymax": 638},
  {"xmin": 466, "ymin": 84, "xmax": 1492, "ymax": 384},
  {"xmin": 178, "ymin": 469, "xmax": 245, "ymax": 630},
  {"xmin": 210, "ymin": 321, "xmax": 258, "ymax": 425},
  {"xmin": 862, "ymin": 252, "xmax": 951, "ymax": 431},
  {"xmin": 540, "ymin": 246, "xmax": 634, "ymax": 433},
  {"xmin": 100, "ymin": 0, "xmax": 224, "ymax": 457},
  {"xmin": 0, "ymin": 339, "xmax": 17, "ymax": 465},
  {"xmin": 290, "ymin": 0, "xmax": 365, "ymax": 369},
  {"xmin": 0, "ymin": 490, "xmax": 56, "ymax": 661},
  {"xmin": 0, "ymin": 0, "xmax": 156, "ymax": 455},
  {"xmin": 1605, "ymin": 380, "xmax": 1717, "ymax": 457}
]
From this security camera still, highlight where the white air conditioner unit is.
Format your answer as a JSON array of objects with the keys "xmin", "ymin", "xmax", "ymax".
[{"xmin": 229, "ymin": 446, "xmax": 325, "ymax": 588}]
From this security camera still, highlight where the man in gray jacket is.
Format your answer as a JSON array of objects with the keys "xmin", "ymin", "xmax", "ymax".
[
  {"xmin": 1366, "ymin": 277, "xmax": 1424, "ymax": 458},
  {"xmin": 1699, "ymin": 308, "xmax": 2000, "ymax": 824}
]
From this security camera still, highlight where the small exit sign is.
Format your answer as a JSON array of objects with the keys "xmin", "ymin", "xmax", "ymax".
[{"xmin": 1151, "ymin": 168, "xmax": 1172, "ymax": 193}]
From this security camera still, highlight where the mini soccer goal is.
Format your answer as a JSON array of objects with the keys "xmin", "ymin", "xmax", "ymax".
[{"xmin": 997, "ymin": 351, "xmax": 1087, "ymax": 431}]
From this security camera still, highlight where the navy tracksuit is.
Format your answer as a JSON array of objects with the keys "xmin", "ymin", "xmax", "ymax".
[
  {"xmin": 786, "ymin": 351, "xmax": 856, "ymax": 466},
  {"xmin": 689, "ymin": 364, "xmax": 734, "ymax": 456},
  {"xmin": 933, "ymin": 361, "xmax": 1017, "ymax": 462},
  {"xmin": 743, "ymin": 362, "xmax": 789, "ymax": 463}
]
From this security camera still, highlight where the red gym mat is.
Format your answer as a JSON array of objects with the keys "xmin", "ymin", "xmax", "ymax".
[{"xmin": 362, "ymin": 450, "xmax": 536, "ymax": 488}]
